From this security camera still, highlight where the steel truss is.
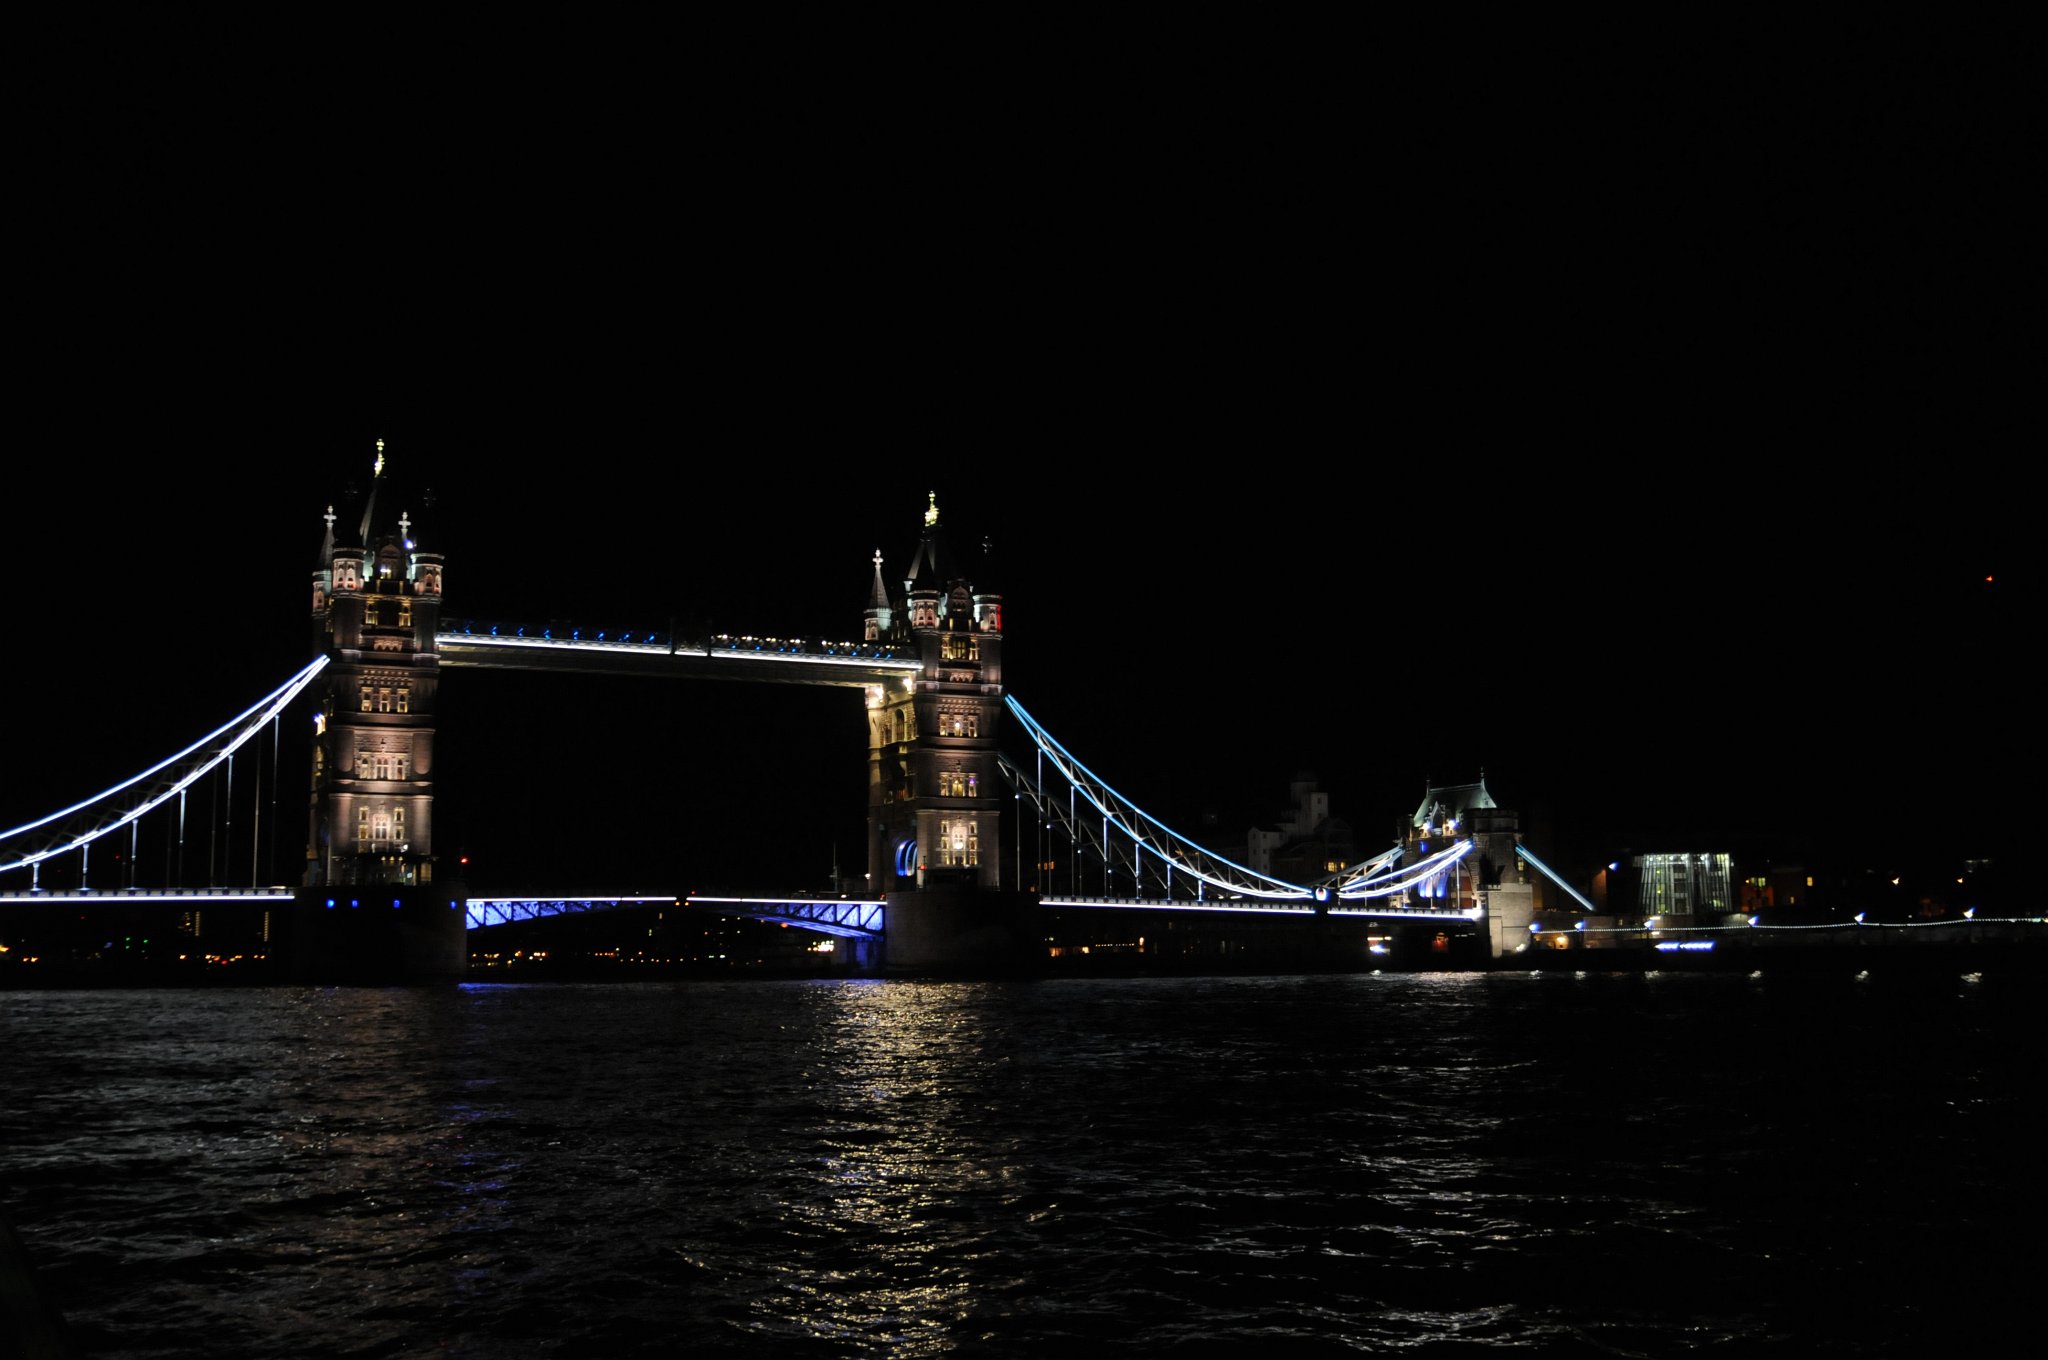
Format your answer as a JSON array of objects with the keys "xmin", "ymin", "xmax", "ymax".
[
  {"xmin": 1, "ymin": 657, "xmax": 330, "ymax": 876},
  {"xmin": 1001, "ymin": 697, "xmax": 1478, "ymax": 908}
]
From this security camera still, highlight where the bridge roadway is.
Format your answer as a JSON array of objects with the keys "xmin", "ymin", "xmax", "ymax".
[
  {"xmin": 0, "ymin": 888, "xmax": 1481, "ymax": 942},
  {"xmin": 433, "ymin": 625, "xmax": 923, "ymax": 687},
  {"xmin": 8, "ymin": 889, "xmax": 2037, "ymax": 962}
]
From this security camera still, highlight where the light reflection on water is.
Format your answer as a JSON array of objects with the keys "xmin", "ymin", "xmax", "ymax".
[{"xmin": 2, "ymin": 970, "xmax": 2043, "ymax": 1357}]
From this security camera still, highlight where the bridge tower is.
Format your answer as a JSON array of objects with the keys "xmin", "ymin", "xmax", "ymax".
[
  {"xmin": 280, "ymin": 445, "xmax": 466, "ymax": 981},
  {"xmin": 864, "ymin": 494, "xmax": 1038, "ymax": 973},
  {"xmin": 1400, "ymin": 774, "xmax": 1536, "ymax": 961}
]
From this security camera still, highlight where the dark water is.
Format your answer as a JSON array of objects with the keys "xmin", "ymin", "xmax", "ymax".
[{"xmin": 3, "ymin": 969, "xmax": 2041, "ymax": 1358}]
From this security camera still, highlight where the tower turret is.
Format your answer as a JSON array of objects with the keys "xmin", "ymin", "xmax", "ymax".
[
  {"xmin": 866, "ymin": 492, "xmax": 1006, "ymax": 894},
  {"xmin": 283, "ymin": 441, "xmax": 466, "ymax": 984},
  {"xmin": 863, "ymin": 548, "xmax": 894, "ymax": 642},
  {"xmin": 303, "ymin": 444, "xmax": 441, "ymax": 891}
]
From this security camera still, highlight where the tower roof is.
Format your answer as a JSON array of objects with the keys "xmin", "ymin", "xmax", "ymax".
[
  {"xmin": 1412, "ymin": 776, "xmax": 1498, "ymax": 828},
  {"xmin": 867, "ymin": 548, "xmax": 892, "ymax": 610}
]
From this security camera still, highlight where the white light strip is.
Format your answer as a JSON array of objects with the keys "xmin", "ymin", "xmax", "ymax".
[
  {"xmin": 2, "ymin": 657, "xmax": 329, "ymax": 843},
  {"xmin": 1043, "ymin": 896, "xmax": 1478, "ymax": 922},
  {"xmin": 1335, "ymin": 840, "xmax": 1476, "ymax": 899},
  {"xmin": 1006, "ymin": 696, "xmax": 1314, "ymax": 900},
  {"xmin": 442, "ymin": 635, "xmax": 710, "ymax": 658},
  {"xmin": 705, "ymin": 651, "xmax": 922, "ymax": 671},
  {"xmin": 3, "ymin": 658, "xmax": 331, "ymax": 872},
  {"xmin": 0, "ymin": 889, "xmax": 295, "ymax": 904},
  {"xmin": 439, "ymin": 633, "xmax": 920, "ymax": 670},
  {"xmin": 1515, "ymin": 843, "xmax": 1600, "ymax": 913}
]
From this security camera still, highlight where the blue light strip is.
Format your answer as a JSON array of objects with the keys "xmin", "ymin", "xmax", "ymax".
[
  {"xmin": 462, "ymin": 895, "xmax": 887, "ymax": 938},
  {"xmin": 687, "ymin": 895, "xmax": 885, "ymax": 938},
  {"xmin": 465, "ymin": 895, "xmax": 679, "ymax": 931},
  {"xmin": 1515, "ymin": 843, "xmax": 1600, "ymax": 913}
]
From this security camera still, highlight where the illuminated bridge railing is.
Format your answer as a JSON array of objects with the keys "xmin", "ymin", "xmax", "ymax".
[
  {"xmin": 1040, "ymin": 895, "xmax": 1484, "ymax": 924},
  {"xmin": 435, "ymin": 624, "xmax": 921, "ymax": 686},
  {"xmin": 1, "ymin": 657, "xmax": 330, "ymax": 879},
  {"xmin": 466, "ymin": 896, "xmax": 678, "ymax": 930},
  {"xmin": 465, "ymin": 895, "xmax": 885, "ymax": 938},
  {"xmin": 0, "ymin": 887, "xmax": 297, "ymax": 906},
  {"xmin": 1001, "ymin": 696, "xmax": 1483, "ymax": 909},
  {"xmin": 685, "ymin": 896, "xmax": 884, "ymax": 939}
]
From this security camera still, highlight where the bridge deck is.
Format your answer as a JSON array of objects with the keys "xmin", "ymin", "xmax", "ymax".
[{"xmin": 435, "ymin": 630, "xmax": 920, "ymax": 688}]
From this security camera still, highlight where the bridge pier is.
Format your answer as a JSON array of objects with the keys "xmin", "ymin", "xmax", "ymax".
[
  {"xmin": 1483, "ymin": 883, "xmax": 1538, "ymax": 958},
  {"xmin": 882, "ymin": 885, "xmax": 1042, "ymax": 978},
  {"xmin": 276, "ymin": 887, "xmax": 468, "ymax": 984},
  {"xmin": 838, "ymin": 934, "xmax": 884, "ymax": 975}
]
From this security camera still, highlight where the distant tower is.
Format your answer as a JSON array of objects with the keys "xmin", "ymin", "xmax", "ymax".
[
  {"xmin": 1397, "ymin": 772, "xmax": 1536, "ymax": 958},
  {"xmin": 303, "ymin": 442, "xmax": 444, "ymax": 889},
  {"xmin": 866, "ymin": 492, "xmax": 1007, "ymax": 894},
  {"xmin": 1399, "ymin": 774, "xmax": 1525, "ymax": 912}
]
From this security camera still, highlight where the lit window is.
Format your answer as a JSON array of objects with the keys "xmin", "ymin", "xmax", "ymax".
[{"xmin": 937, "ymin": 818, "xmax": 978, "ymax": 867}]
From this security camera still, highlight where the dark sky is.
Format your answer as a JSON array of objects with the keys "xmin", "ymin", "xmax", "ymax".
[{"xmin": 8, "ymin": 18, "xmax": 2033, "ymax": 895}]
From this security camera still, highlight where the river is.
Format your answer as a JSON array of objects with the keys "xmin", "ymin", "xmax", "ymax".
[{"xmin": 3, "ymin": 967, "xmax": 2041, "ymax": 1357}]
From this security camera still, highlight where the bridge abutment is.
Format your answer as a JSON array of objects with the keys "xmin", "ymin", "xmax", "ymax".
[
  {"xmin": 882, "ymin": 885, "xmax": 1042, "ymax": 978},
  {"xmin": 277, "ymin": 886, "xmax": 468, "ymax": 984}
]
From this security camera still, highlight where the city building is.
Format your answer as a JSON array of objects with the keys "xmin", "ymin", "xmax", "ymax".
[
  {"xmin": 1244, "ymin": 774, "xmax": 1355, "ymax": 884},
  {"xmin": 1590, "ymin": 851, "xmax": 1740, "ymax": 928}
]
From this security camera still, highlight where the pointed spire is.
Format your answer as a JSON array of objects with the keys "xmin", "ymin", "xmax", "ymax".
[
  {"xmin": 924, "ymin": 491, "xmax": 939, "ymax": 527},
  {"xmin": 868, "ymin": 548, "xmax": 890, "ymax": 608},
  {"xmin": 357, "ymin": 438, "xmax": 386, "ymax": 546}
]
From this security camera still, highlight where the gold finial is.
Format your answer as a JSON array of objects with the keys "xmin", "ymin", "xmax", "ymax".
[
  {"xmin": 924, "ymin": 491, "xmax": 939, "ymax": 527},
  {"xmin": 373, "ymin": 438, "xmax": 386, "ymax": 478}
]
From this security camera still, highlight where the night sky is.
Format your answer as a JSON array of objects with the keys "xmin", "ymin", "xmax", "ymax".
[{"xmin": 9, "ymin": 19, "xmax": 2031, "ymax": 898}]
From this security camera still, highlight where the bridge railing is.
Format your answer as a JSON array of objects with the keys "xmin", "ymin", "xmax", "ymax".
[{"xmin": 437, "ymin": 621, "xmax": 914, "ymax": 664}]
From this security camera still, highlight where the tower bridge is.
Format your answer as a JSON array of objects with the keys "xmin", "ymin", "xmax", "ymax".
[{"xmin": 2, "ymin": 456, "xmax": 1570, "ymax": 980}]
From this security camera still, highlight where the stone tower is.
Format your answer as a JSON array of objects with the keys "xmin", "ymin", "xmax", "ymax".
[
  {"xmin": 866, "ymin": 492, "xmax": 1007, "ymax": 892},
  {"xmin": 1400, "ymin": 773, "xmax": 1535, "ymax": 958},
  {"xmin": 865, "ymin": 494, "xmax": 1037, "ymax": 974},
  {"xmin": 285, "ymin": 444, "xmax": 464, "ymax": 981}
]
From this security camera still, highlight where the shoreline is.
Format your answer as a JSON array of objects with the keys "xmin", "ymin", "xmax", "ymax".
[{"xmin": 4, "ymin": 937, "xmax": 2042, "ymax": 988}]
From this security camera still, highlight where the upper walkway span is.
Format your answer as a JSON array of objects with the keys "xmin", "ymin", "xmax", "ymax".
[{"xmin": 435, "ymin": 624, "xmax": 921, "ymax": 688}]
